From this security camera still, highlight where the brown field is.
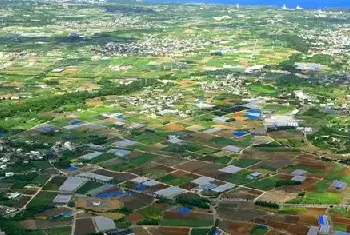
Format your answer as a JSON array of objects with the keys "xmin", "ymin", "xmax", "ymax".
[
  {"xmin": 221, "ymin": 187, "xmax": 263, "ymax": 201},
  {"xmin": 299, "ymin": 208, "xmax": 326, "ymax": 225},
  {"xmin": 74, "ymin": 218, "xmax": 95, "ymax": 235},
  {"xmin": 177, "ymin": 160, "xmax": 211, "ymax": 172},
  {"xmin": 217, "ymin": 202, "xmax": 267, "ymax": 222},
  {"xmin": 147, "ymin": 226, "xmax": 191, "ymax": 235},
  {"xmin": 127, "ymin": 213, "xmax": 144, "ymax": 223},
  {"xmin": 75, "ymin": 197, "xmax": 123, "ymax": 212},
  {"xmin": 260, "ymin": 190, "xmax": 297, "ymax": 203},
  {"xmin": 93, "ymin": 169, "xmax": 137, "ymax": 182},
  {"xmin": 162, "ymin": 123, "xmax": 185, "ymax": 132},
  {"xmin": 219, "ymin": 220, "xmax": 255, "ymax": 235},
  {"xmin": 163, "ymin": 211, "xmax": 213, "ymax": 221}
]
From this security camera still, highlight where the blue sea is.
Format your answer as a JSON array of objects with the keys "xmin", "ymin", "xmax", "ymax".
[{"xmin": 147, "ymin": 0, "xmax": 350, "ymax": 9}]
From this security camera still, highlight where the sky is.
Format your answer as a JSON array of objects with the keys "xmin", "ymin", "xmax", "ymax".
[{"xmin": 147, "ymin": 0, "xmax": 350, "ymax": 8}]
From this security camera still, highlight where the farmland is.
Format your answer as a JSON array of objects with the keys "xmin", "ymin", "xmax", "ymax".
[{"xmin": 0, "ymin": 0, "xmax": 349, "ymax": 235}]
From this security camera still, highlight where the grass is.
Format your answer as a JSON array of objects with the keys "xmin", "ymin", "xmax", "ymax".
[
  {"xmin": 31, "ymin": 175, "xmax": 50, "ymax": 186},
  {"xmin": 43, "ymin": 176, "xmax": 67, "ymax": 191},
  {"xmin": 160, "ymin": 218, "xmax": 212, "ymax": 227},
  {"xmin": 191, "ymin": 228, "xmax": 212, "ymax": 235},
  {"xmin": 232, "ymin": 158, "xmax": 260, "ymax": 168},
  {"xmin": 160, "ymin": 174, "xmax": 194, "ymax": 186},
  {"xmin": 27, "ymin": 191, "xmax": 57, "ymax": 209},
  {"xmin": 228, "ymin": 170, "xmax": 255, "ymax": 185},
  {"xmin": 45, "ymin": 227, "xmax": 71, "ymax": 235},
  {"xmin": 247, "ymin": 177, "xmax": 277, "ymax": 190},
  {"xmin": 287, "ymin": 192, "xmax": 340, "ymax": 205},
  {"xmin": 108, "ymin": 153, "xmax": 158, "ymax": 171},
  {"xmin": 250, "ymin": 226, "xmax": 268, "ymax": 235},
  {"xmin": 88, "ymin": 153, "xmax": 116, "ymax": 164},
  {"xmin": 138, "ymin": 205, "xmax": 163, "ymax": 220},
  {"xmin": 75, "ymin": 181, "xmax": 103, "ymax": 194},
  {"xmin": 278, "ymin": 207, "xmax": 307, "ymax": 215}
]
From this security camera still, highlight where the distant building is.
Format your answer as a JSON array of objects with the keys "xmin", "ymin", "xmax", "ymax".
[
  {"xmin": 53, "ymin": 194, "xmax": 72, "ymax": 206},
  {"xmin": 331, "ymin": 180, "xmax": 347, "ymax": 190}
]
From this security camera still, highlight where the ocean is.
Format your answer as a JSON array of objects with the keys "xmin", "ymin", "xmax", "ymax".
[{"xmin": 147, "ymin": 0, "xmax": 350, "ymax": 9}]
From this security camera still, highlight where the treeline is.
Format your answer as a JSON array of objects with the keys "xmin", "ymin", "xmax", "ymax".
[
  {"xmin": 0, "ymin": 78, "xmax": 159, "ymax": 123},
  {"xmin": 255, "ymin": 200, "xmax": 279, "ymax": 209}
]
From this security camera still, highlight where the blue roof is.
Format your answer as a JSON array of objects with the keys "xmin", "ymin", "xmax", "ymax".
[
  {"xmin": 318, "ymin": 215, "xmax": 327, "ymax": 225},
  {"xmin": 67, "ymin": 166, "xmax": 78, "ymax": 171},
  {"xmin": 332, "ymin": 180, "xmax": 347, "ymax": 189},
  {"xmin": 212, "ymin": 228, "xmax": 220, "ymax": 235},
  {"xmin": 233, "ymin": 131, "xmax": 247, "ymax": 137},
  {"xmin": 98, "ymin": 190, "xmax": 127, "ymax": 199},
  {"xmin": 36, "ymin": 125, "xmax": 57, "ymax": 132},
  {"xmin": 70, "ymin": 120, "xmax": 83, "ymax": 125},
  {"xmin": 178, "ymin": 207, "xmax": 192, "ymax": 214},
  {"xmin": 245, "ymin": 113, "xmax": 260, "ymax": 120},
  {"xmin": 248, "ymin": 109, "xmax": 260, "ymax": 113},
  {"xmin": 135, "ymin": 184, "xmax": 148, "ymax": 191},
  {"xmin": 117, "ymin": 115, "xmax": 125, "ymax": 120}
]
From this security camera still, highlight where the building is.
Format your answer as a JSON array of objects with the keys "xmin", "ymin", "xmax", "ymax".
[
  {"xmin": 79, "ymin": 152, "xmax": 103, "ymax": 161},
  {"xmin": 218, "ymin": 165, "xmax": 243, "ymax": 174},
  {"xmin": 247, "ymin": 172, "xmax": 262, "ymax": 180},
  {"xmin": 307, "ymin": 226, "xmax": 319, "ymax": 235},
  {"xmin": 291, "ymin": 169, "xmax": 307, "ymax": 176},
  {"xmin": 53, "ymin": 194, "xmax": 72, "ymax": 206},
  {"xmin": 93, "ymin": 216, "xmax": 116, "ymax": 232},
  {"xmin": 79, "ymin": 173, "xmax": 113, "ymax": 182},
  {"xmin": 222, "ymin": 145, "xmax": 242, "ymax": 153},
  {"xmin": 113, "ymin": 139, "xmax": 138, "ymax": 148},
  {"xmin": 59, "ymin": 177, "xmax": 88, "ymax": 194},
  {"xmin": 291, "ymin": 175, "xmax": 307, "ymax": 182},
  {"xmin": 154, "ymin": 186, "xmax": 183, "ymax": 199},
  {"xmin": 331, "ymin": 180, "xmax": 347, "ymax": 190}
]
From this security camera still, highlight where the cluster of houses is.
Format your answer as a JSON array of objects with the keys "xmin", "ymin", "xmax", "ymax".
[{"xmin": 103, "ymin": 36, "xmax": 211, "ymax": 57}]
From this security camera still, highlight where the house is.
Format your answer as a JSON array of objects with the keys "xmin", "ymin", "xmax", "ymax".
[
  {"xmin": 213, "ymin": 116, "xmax": 230, "ymax": 122},
  {"xmin": 7, "ymin": 192, "xmax": 21, "ymax": 200},
  {"xmin": 108, "ymin": 149, "xmax": 131, "ymax": 158},
  {"xmin": 5, "ymin": 172, "xmax": 14, "ymax": 177},
  {"xmin": 247, "ymin": 172, "xmax": 262, "ymax": 180},
  {"xmin": 155, "ymin": 186, "xmax": 183, "ymax": 199},
  {"xmin": 79, "ymin": 152, "xmax": 103, "ymax": 161},
  {"xmin": 291, "ymin": 169, "xmax": 307, "ymax": 176},
  {"xmin": 218, "ymin": 165, "xmax": 243, "ymax": 174},
  {"xmin": 79, "ymin": 173, "xmax": 113, "ymax": 182},
  {"xmin": 168, "ymin": 135, "xmax": 184, "ymax": 145},
  {"xmin": 331, "ymin": 180, "xmax": 347, "ymax": 190},
  {"xmin": 203, "ymin": 128, "xmax": 221, "ymax": 134},
  {"xmin": 113, "ymin": 139, "xmax": 138, "ymax": 148},
  {"xmin": 59, "ymin": 177, "xmax": 88, "ymax": 194},
  {"xmin": 222, "ymin": 145, "xmax": 242, "ymax": 153},
  {"xmin": 318, "ymin": 215, "xmax": 330, "ymax": 234},
  {"xmin": 291, "ymin": 175, "xmax": 306, "ymax": 182},
  {"xmin": 307, "ymin": 226, "xmax": 319, "ymax": 235},
  {"xmin": 53, "ymin": 194, "xmax": 72, "ymax": 206},
  {"xmin": 212, "ymin": 183, "xmax": 235, "ymax": 193},
  {"xmin": 192, "ymin": 177, "xmax": 215, "ymax": 186},
  {"xmin": 93, "ymin": 216, "xmax": 116, "ymax": 232}
]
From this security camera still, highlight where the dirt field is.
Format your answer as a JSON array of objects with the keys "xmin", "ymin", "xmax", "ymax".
[
  {"xmin": 259, "ymin": 190, "xmax": 298, "ymax": 203},
  {"xmin": 74, "ymin": 218, "xmax": 96, "ymax": 235},
  {"xmin": 93, "ymin": 169, "xmax": 137, "ymax": 182},
  {"xmin": 75, "ymin": 197, "xmax": 123, "ymax": 212}
]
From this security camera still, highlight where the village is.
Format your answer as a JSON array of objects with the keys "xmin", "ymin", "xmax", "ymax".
[{"xmin": 0, "ymin": 0, "xmax": 350, "ymax": 235}]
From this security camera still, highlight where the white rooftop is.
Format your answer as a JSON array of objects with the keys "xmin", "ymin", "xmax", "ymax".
[
  {"xmin": 218, "ymin": 165, "xmax": 243, "ymax": 174},
  {"xmin": 79, "ymin": 152, "xmax": 103, "ymax": 161},
  {"xmin": 222, "ymin": 145, "xmax": 241, "ymax": 153},
  {"xmin": 155, "ymin": 186, "xmax": 183, "ymax": 199},
  {"xmin": 192, "ymin": 176, "xmax": 215, "ymax": 186}
]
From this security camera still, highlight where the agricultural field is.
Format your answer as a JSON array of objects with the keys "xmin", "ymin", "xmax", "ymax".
[{"xmin": 0, "ymin": 0, "xmax": 350, "ymax": 235}]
